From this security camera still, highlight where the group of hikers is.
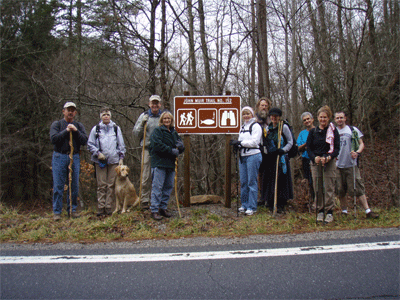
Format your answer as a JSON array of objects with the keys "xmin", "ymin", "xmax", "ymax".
[
  {"xmin": 50, "ymin": 96, "xmax": 378, "ymax": 222},
  {"xmin": 230, "ymin": 98, "xmax": 379, "ymax": 222}
]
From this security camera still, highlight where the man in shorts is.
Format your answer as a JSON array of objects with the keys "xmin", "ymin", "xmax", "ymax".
[{"xmin": 335, "ymin": 111, "xmax": 378, "ymax": 219}]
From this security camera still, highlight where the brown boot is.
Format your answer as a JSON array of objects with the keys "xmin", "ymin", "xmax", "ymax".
[
  {"xmin": 151, "ymin": 212, "xmax": 163, "ymax": 220},
  {"xmin": 159, "ymin": 208, "xmax": 172, "ymax": 218}
]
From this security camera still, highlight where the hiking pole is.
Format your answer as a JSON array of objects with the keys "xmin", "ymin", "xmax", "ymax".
[
  {"xmin": 315, "ymin": 169, "xmax": 319, "ymax": 224},
  {"xmin": 322, "ymin": 163, "xmax": 326, "ymax": 224},
  {"xmin": 138, "ymin": 121, "xmax": 148, "ymax": 210},
  {"xmin": 353, "ymin": 165, "xmax": 357, "ymax": 219},
  {"xmin": 234, "ymin": 147, "xmax": 239, "ymax": 217},
  {"xmin": 175, "ymin": 157, "xmax": 182, "ymax": 218},
  {"xmin": 273, "ymin": 121, "xmax": 283, "ymax": 217},
  {"xmin": 68, "ymin": 131, "xmax": 74, "ymax": 219}
]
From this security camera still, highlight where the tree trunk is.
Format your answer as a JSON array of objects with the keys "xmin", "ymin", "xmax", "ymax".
[
  {"xmin": 198, "ymin": 0, "xmax": 212, "ymax": 95},
  {"xmin": 256, "ymin": 0, "xmax": 270, "ymax": 98},
  {"xmin": 187, "ymin": 0, "xmax": 198, "ymax": 95}
]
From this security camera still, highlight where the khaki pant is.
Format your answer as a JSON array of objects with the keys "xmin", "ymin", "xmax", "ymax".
[
  {"xmin": 140, "ymin": 148, "xmax": 151, "ymax": 204},
  {"xmin": 311, "ymin": 159, "xmax": 336, "ymax": 212},
  {"xmin": 96, "ymin": 163, "xmax": 117, "ymax": 212}
]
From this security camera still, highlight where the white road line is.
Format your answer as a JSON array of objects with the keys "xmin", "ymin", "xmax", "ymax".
[{"xmin": 1, "ymin": 241, "xmax": 399, "ymax": 265}]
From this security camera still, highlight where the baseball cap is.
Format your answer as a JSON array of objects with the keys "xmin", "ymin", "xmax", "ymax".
[
  {"xmin": 149, "ymin": 95, "xmax": 161, "ymax": 102},
  {"xmin": 63, "ymin": 102, "xmax": 77, "ymax": 109}
]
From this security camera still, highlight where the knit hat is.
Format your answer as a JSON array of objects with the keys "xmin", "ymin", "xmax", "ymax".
[
  {"xmin": 268, "ymin": 107, "xmax": 282, "ymax": 116},
  {"xmin": 241, "ymin": 106, "xmax": 255, "ymax": 117}
]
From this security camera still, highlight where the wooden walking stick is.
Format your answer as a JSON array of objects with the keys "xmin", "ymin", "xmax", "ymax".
[
  {"xmin": 68, "ymin": 131, "xmax": 74, "ymax": 218},
  {"xmin": 273, "ymin": 121, "xmax": 283, "ymax": 217},
  {"xmin": 138, "ymin": 121, "xmax": 148, "ymax": 209},
  {"xmin": 175, "ymin": 157, "xmax": 182, "ymax": 218}
]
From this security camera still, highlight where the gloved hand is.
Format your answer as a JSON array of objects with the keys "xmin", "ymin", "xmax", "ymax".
[
  {"xmin": 176, "ymin": 140, "xmax": 184, "ymax": 151},
  {"xmin": 119, "ymin": 159, "xmax": 124, "ymax": 165},
  {"xmin": 98, "ymin": 152, "xmax": 106, "ymax": 160},
  {"xmin": 142, "ymin": 114, "xmax": 149, "ymax": 124},
  {"xmin": 171, "ymin": 148, "xmax": 179, "ymax": 157},
  {"xmin": 229, "ymin": 140, "xmax": 241, "ymax": 147},
  {"xmin": 277, "ymin": 148, "xmax": 285, "ymax": 156}
]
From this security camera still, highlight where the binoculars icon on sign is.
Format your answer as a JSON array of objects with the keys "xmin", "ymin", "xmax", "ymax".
[{"xmin": 221, "ymin": 110, "xmax": 236, "ymax": 126}]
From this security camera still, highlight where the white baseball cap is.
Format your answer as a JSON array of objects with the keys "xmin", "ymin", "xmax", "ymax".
[
  {"xmin": 63, "ymin": 102, "xmax": 77, "ymax": 109},
  {"xmin": 149, "ymin": 95, "xmax": 161, "ymax": 102}
]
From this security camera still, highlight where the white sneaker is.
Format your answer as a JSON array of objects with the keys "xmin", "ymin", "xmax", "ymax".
[
  {"xmin": 317, "ymin": 212, "xmax": 324, "ymax": 222},
  {"xmin": 238, "ymin": 207, "xmax": 245, "ymax": 213},
  {"xmin": 245, "ymin": 209, "xmax": 255, "ymax": 216},
  {"xmin": 325, "ymin": 214, "xmax": 334, "ymax": 223}
]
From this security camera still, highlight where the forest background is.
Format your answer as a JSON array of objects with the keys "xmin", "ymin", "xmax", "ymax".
[{"xmin": 1, "ymin": 0, "xmax": 399, "ymax": 212}]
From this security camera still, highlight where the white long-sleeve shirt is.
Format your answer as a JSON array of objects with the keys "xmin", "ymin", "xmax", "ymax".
[{"xmin": 238, "ymin": 118, "xmax": 262, "ymax": 157}]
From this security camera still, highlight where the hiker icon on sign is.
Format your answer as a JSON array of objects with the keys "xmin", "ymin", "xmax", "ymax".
[{"xmin": 177, "ymin": 109, "xmax": 196, "ymax": 128}]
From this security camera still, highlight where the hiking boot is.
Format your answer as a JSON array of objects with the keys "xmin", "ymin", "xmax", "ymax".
[
  {"xmin": 151, "ymin": 212, "xmax": 163, "ymax": 220},
  {"xmin": 325, "ymin": 214, "xmax": 334, "ymax": 223},
  {"xmin": 159, "ymin": 208, "xmax": 172, "ymax": 218},
  {"xmin": 238, "ymin": 206, "xmax": 245, "ymax": 213},
  {"xmin": 317, "ymin": 212, "xmax": 324, "ymax": 222},
  {"xmin": 245, "ymin": 209, "xmax": 255, "ymax": 216},
  {"xmin": 53, "ymin": 214, "xmax": 61, "ymax": 221},
  {"xmin": 366, "ymin": 211, "xmax": 379, "ymax": 219},
  {"xmin": 71, "ymin": 212, "xmax": 80, "ymax": 219}
]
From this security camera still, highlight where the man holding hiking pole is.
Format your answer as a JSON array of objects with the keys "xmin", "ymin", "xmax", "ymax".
[
  {"xmin": 50, "ymin": 102, "xmax": 88, "ymax": 221},
  {"xmin": 334, "ymin": 111, "xmax": 379, "ymax": 219},
  {"xmin": 133, "ymin": 95, "xmax": 164, "ymax": 209}
]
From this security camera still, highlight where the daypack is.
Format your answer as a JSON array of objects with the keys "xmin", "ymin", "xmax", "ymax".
[
  {"xmin": 349, "ymin": 125, "xmax": 360, "ymax": 152},
  {"xmin": 95, "ymin": 124, "xmax": 119, "ymax": 151},
  {"xmin": 282, "ymin": 120, "xmax": 298, "ymax": 158},
  {"xmin": 239, "ymin": 121, "xmax": 263, "ymax": 152}
]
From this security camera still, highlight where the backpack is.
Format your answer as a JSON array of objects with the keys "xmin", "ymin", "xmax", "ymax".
[
  {"xmin": 239, "ymin": 121, "xmax": 263, "ymax": 152},
  {"xmin": 95, "ymin": 124, "xmax": 119, "ymax": 152},
  {"xmin": 282, "ymin": 120, "xmax": 298, "ymax": 158}
]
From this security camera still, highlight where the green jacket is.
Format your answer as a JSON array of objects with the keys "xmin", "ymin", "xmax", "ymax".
[{"xmin": 150, "ymin": 125, "xmax": 183, "ymax": 169}]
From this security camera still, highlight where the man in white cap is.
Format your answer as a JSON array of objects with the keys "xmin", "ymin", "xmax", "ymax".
[
  {"xmin": 133, "ymin": 95, "xmax": 164, "ymax": 209},
  {"xmin": 50, "ymin": 102, "xmax": 88, "ymax": 220}
]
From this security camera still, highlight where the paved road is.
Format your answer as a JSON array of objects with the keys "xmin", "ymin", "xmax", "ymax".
[{"xmin": 1, "ymin": 228, "xmax": 399, "ymax": 299}]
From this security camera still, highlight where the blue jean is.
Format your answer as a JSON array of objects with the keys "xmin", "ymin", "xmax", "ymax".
[
  {"xmin": 239, "ymin": 153, "xmax": 262, "ymax": 211},
  {"xmin": 150, "ymin": 167, "xmax": 175, "ymax": 213},
  {"xmin": 52, "ymin": 152, "xmax": 80, "ymax": 214}
]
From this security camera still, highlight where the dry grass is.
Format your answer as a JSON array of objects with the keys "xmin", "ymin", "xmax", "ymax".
[{"xmin": 1, "ymin": 201, "xmax": 398, "ymax": 244}]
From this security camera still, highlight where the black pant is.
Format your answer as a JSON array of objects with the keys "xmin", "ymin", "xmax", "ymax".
[{"xmin": 302, "ymin": 157, "xmax": 315, "ymax": 201}]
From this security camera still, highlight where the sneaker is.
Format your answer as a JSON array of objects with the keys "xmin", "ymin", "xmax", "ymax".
[
  {"xmin": 325, "ymin": 213, "xmax": 334, "ymax": 223},
  {"xmin": 151, "ymin": 212, "xmax": 163, "ymax": 220},
  {"xmin": 245, "ymin": 209, "xmax": 255, "ymax": 216},
  {"xmin": 366, "ymin": 211, "xmax": 379, "ymax": 219},
  {"xmin": 317, "ymin": 212, "xmax": 324, "ymax": 222},
  {"xmin": 71, "ymin": 212, "xmax": 80, "ymax": 219},
  {"xmin": 159, "ymin": 208, "xmax": 172, "ymax": 218},
  {"xmin": 238, "ymin": 207, "xmax": 245, "ymax": 213},
  {"xmin": 53, "ymin": 214, "xmax": 61, "ymax": 221}
]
